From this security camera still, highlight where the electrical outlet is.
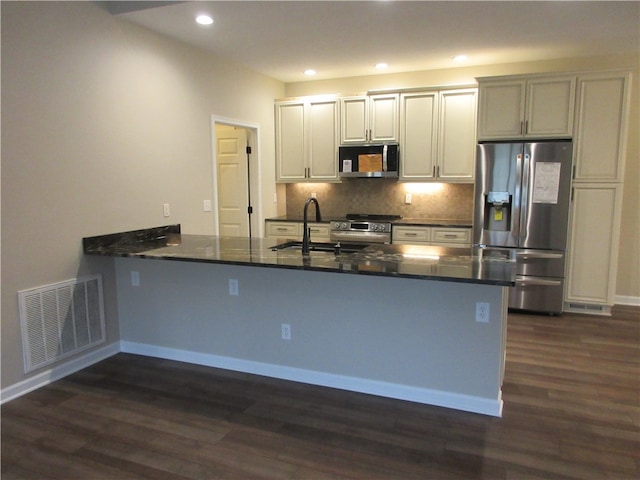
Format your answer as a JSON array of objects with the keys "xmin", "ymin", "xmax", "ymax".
[
  {"xmin": 311, "ymin": 192, "xmax": 317, "ymax": 198},
  {"xmin": 476, "ymin": 302, "xmax": 490, "ymax": 323},
  {"xmin": 405, "ymin": 193, "xmax": 412, "ymax": 204},
  {"xmin": 163, "ymin": 203, "xmax": 170, "ymax": 217},
  {"xmin": 203, "ymin": 199, "xmax": 212, "ymax": 212},
  {"xmin": 131, "ymin": 271, "xmax": 140, "ymax": 287},
  {"xmin": 281, "ymin": 323, "xmax": 291, "ymax": 340},
  {"xmin": 228, "ymin": 279, "xmax": 239, "ymax": 296}
]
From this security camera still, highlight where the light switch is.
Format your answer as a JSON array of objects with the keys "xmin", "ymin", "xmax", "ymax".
[
  {"xmin": 203, "ymin": 200, "xmax": 212, "ymax": 212},
  {"xmin": 163, "ymin": 203, "xmax": 170, "ymax": 217}
]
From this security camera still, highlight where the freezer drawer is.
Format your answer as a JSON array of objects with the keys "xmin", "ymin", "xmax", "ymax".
[
  {"xmin": 515, "ymin": 249, "xmax": 565, "ymax": 277},
  {"xmin": 509, "ymin": 275, "xmax": 564, "ymax": 314}
]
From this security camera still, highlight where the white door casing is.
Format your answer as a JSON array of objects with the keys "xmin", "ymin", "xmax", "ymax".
[{"xmin": 211, "ymin": 116, "xmax": 261, "ymax": 238}]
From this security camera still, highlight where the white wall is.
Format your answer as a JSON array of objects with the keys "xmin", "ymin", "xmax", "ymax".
[{"xmin": 1, "ymin": 1, "xmax": 285, "ymax": 388}]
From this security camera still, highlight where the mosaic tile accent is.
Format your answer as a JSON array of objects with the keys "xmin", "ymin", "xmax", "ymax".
[{"xmin": 285, "ymin": 181, "xmax": 474, "ymax": 220}]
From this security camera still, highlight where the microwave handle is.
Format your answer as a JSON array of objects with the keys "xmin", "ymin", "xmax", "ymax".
[{"xmin": 382, "ymin": 144, "xmax": 388, "ymax": 172}]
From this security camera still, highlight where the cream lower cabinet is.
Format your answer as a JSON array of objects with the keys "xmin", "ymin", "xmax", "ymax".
[
  {"xmin": 392, "ymin": 226, "xmax": 471, "ymax": 247},
  {"xmin": 400, "ymin": 88, "xmax": 477, "ymax": 182},
  {"xmin": 564, "ymin": 184, "xmax": 622, "ymax": 315},
  {"xmin": 275, "ymin": 98, "xmax": 339, "ymax": 182},
  {"xmin": 265, "ymin": 221, "xmax": 330, "ymax": 242}
]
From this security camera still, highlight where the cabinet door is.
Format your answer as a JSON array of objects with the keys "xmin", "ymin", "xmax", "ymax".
[
  {"xmin": 340, "ymin": 96, "xmax": 368, "ymax": 144},
  {"xmin": 275, "ymin": 101, "xmax": 306, "ymax": 181},
  {"xmin": 308, "ymin": 99, "xmax": 339, "ymax": 180},
  {"xmin": 525, "ymin": 77, "xmax": 575, "ymax": 138},
  {"xmin": 438, "ymin": 89, "xmax": 477, "ymax": 182},
  {"xmin": 565, "ymin": 184, "xmax": 622, "ymax": 306},
  {"xmin": 477, "ymin": 80, "xmax": 525, "ymax": 140},
  {"xmin": 400, "ymin": 91, "xmax": 438, "ymax": 180},
  {"xmin": 369, "ymin": 93, "xmax": 399, "ymax": 142},
  {"xmin": 573, "ymin": 73, "xmax": 630, "ymax": 182}
]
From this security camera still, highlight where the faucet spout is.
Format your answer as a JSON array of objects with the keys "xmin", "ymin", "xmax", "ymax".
[{"xmin": 302, "ymin": 197, "xmax": 322, "ymax": 255}]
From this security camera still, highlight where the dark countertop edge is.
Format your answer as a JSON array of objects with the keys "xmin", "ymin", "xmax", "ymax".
[
  {"xmin": 83, "ymin": 224, "xmax": 181, "ymax": 251},
  {"xmin": 266, "ymin": 217, "xmax": 472, "ymax": 228},
  {"xmin": 85, "ymin": 249, "xmax": 514, "ymax": 287}
]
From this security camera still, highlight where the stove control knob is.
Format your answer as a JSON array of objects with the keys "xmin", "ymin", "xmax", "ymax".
[
  {"xmin": 372, "ymin": 224, "xmax": 378, "ymax": 231},
  {"xmin": 342, "ymin": 222, "xmax": 348, "ymax": 229}
]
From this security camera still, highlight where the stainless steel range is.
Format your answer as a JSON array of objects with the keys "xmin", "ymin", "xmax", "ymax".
[{"xmin": 330, "ymin": 214, "xmax": 402, "ymax": 245}]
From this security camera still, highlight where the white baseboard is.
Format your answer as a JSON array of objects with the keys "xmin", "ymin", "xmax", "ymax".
[
  {"xmin": 0, "ymin": 342, "xmax": 121, "ymax": 405},
  {"xmin": 615, "ymin": 295, "xmax": 640, "ymax": 307},
  {"xmin": 121, "ymin": 341, "xmax": 503, "ymax": 417}
]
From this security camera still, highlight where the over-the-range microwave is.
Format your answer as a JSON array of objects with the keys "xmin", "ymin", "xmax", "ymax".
[{"xmin": 338, "ymin": 143, "xmax": 399, "ymax": 178}]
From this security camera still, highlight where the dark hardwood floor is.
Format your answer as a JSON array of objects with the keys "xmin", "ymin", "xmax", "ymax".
[{"xmin": 2, "ymin": 306, "xmax": 639, "ymax": 479}]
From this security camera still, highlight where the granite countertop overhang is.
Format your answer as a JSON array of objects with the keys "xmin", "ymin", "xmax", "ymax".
[{"xmin": 83, "ymin": 225, "xmax": 514, "ymax": 286}]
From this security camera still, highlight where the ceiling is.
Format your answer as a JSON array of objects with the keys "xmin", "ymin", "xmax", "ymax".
[{"xmin": 111, "ymin": 1, "xmax": 640, "ymax": 83}]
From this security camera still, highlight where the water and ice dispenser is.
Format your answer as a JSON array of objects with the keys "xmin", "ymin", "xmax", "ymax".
[{"xmin": 483, "ymin": 192, "xmax": 512, "ymax": 231}]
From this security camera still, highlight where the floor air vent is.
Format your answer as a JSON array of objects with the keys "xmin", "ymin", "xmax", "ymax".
[{"xmin": 18, "ymin": 275, "xmax": 106, "ymax": 373}]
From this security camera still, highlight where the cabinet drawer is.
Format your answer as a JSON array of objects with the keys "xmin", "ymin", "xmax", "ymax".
[
  {"xmin": 266, "ymin": 222, "xmax": 299, "ymax": 238},
  {"xmin": 306, "ymin": 223, "xmax": 330, "ymax": 239},
  {"xmin": 431, "ymin": 228, "xmax": 471, "ymax": 245},
  {"xmin": 392, "ymin": 226, "xmax": 431, "ymax": 244}
]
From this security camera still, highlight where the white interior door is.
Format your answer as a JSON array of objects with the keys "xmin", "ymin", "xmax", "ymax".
[{"xmin": 215, "ymin": 124, "xmax": 249, "ymax": 237}]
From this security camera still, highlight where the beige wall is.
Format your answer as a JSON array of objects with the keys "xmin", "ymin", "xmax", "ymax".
[
  {"xmin": 1, "ymin": 2, "xmax": 285, "ymax": 388},
  {"xmin": 285, "ymin": 54, "xmax": 640, "ymax": 301}
]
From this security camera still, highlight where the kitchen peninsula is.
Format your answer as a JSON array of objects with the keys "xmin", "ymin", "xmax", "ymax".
[{"xmin": 84, "ymin": 225, "xmax": 515, "ymax": 416}]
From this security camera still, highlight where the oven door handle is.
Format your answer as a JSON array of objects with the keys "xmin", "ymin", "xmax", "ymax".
[{"xmin": 330, "ymin": 231, "xmax": 390, "ymax": 244}]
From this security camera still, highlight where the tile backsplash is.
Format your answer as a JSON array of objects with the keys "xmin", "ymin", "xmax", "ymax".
[{"xmin": 285, "ymin": 180, "xmax": 474, "ymax": 220}]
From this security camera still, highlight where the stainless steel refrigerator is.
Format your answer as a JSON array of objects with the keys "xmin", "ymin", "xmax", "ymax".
[{"xmin": 473, "ymin": 141, "xmax": 573, "ymax": 314}]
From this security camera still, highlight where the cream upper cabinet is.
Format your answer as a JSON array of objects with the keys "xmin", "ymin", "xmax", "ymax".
[
  {"xmin": 477, "ymin": 76, "xmax": 575, "ymax": 140},
  {"xmin": 340, "ymin": 93, "xmax": 398, "ymax": 144},
  {"xmin": 565, "ymin": 184, "xmax": 622, "ymax": 311},
  {"xmin": 275, "ymin": 100, "xmax": 306, "ymax": 181},
  {"xmin": 572, "ymin": 72, "xmax": 630, "ymax": 182},
  {"xmin": 275, "ymin": 97, "xmax": 339, "ymax": 183},
  {"xmin": 400, "ymin": 88, "xmax": 476, "ymax": 182},
  {"xmin": 438, "ymin": 89, "xmax": 477, "ymax": 182},
  {"xmin": 399, "ymin": 91, "xmax": 438, "ymax": 180}
]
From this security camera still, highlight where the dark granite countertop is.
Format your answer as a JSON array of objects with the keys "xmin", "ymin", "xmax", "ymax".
[
  {"xmin": 266, "ymin": 216, "xmax": 471, "ymax": 228},
  {"xmin": 83, "ymin": 225, "xmax": 514, "ymax": 286}
]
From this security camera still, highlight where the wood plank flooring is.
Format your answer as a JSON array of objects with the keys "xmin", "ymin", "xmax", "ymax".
[{"xmin": 2, "ymin": 306, "xmax": 639, "ymax": 479}]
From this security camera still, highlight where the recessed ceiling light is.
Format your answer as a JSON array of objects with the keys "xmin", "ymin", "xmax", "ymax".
[
  {"xmin": 195, "ymin": 14, "xmax": 214, "ymax": 25},
  {"xmin": 453, "ymin": 55, "xmax": 468, "ymax": 62},
  {"xmin": 375, "ymin": 63, "xmax": 388, "ymax": 70},
  {"xmin": 304, "ymin": 69, "xmax": 316, "ymax": 76}
]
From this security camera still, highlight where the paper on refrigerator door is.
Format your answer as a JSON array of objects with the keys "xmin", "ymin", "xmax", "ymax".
[{"xmin": 532, "ymin": 162, "xmax": 561, "ymax": 204}]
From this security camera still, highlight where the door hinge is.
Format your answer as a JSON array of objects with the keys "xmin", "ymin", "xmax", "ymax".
[
  {"xmin": 247, "ymin": 206, "xmax": 253, "ymax": 215},
  {"xmin": 246, "ymin": 146, "xmax": 252, "ymax": 155}
]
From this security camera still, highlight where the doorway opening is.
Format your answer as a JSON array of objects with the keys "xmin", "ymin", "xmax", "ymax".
[{"xmin": 211, "ymin": 117, "xmax": 261, "ymax": 238}]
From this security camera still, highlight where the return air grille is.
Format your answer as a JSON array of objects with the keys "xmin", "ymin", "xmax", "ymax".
[{"xmin": 18, "ymin": 275, "xmax": 105, "ymax": 373}]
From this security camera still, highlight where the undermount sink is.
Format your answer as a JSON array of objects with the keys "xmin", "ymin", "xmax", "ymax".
[{"xmin": 270, "ymin": 241, "xmax": 368, "ymax": 254}]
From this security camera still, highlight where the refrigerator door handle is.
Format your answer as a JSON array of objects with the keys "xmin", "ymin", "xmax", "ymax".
[
  {"xmin": 516, "ymin": 252, "xmax": 564, "ymax": 260},
  {"xmin": 515, "ymin": 276, "xmax": 563, "ymax": 287},
  {"xmin": 519, "ymin": 151, "xmax": 531, "ymax": 244}
]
